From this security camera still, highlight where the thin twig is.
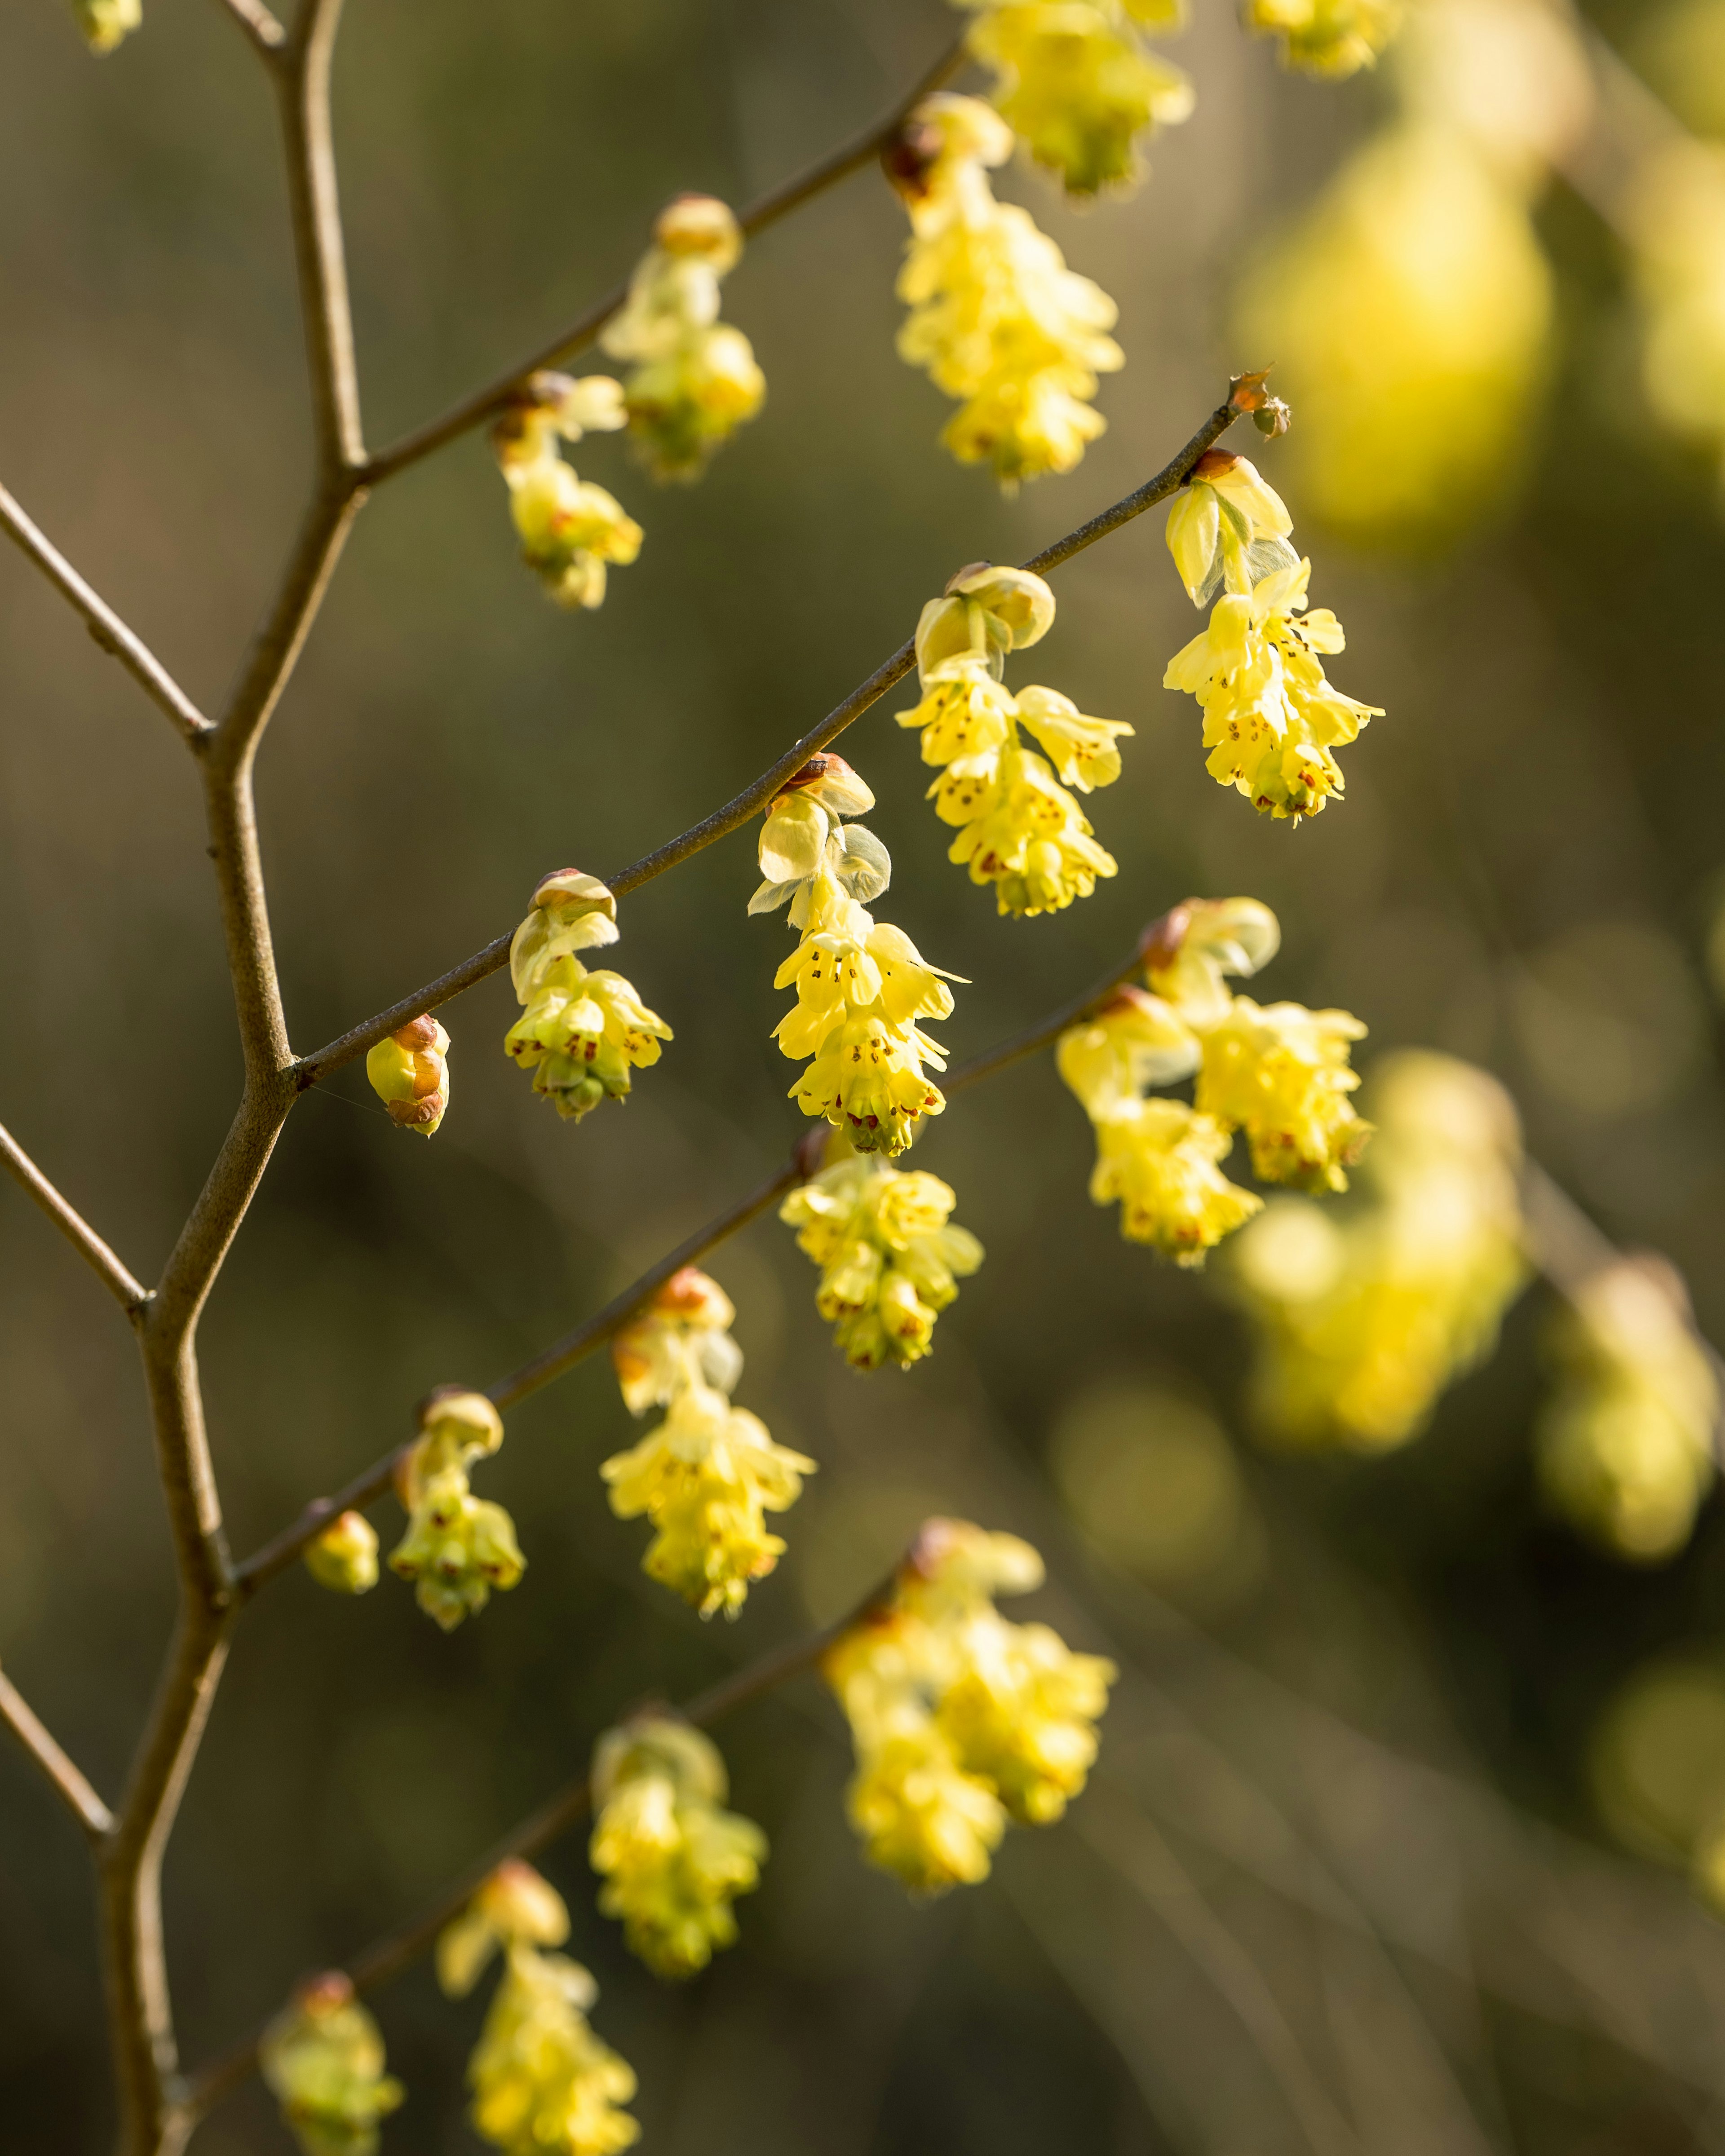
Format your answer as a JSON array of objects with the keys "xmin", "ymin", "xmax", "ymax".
[
  {"xmin": 294, "ymin": 392, "xmax": 1243, "ymax": 1090},
  {"xmin": 360, "ymin": 34, "xmax": 971, "ymax": 486},
  {"xmin": 185, "ymin": 1564, "xmax": 898, "ymax": 2116},
  {"xmin": 0, "ymin": 1667, "xmax": 115, "ymax": 1841},
  {"xmin": 0, "ymin": 482, "xmax": 211, "ymax": 745},
  {"xmin": 0, "ymin": 1120, "xmax": 151, "ymax": 1314},
  {"xmin": 211, "ymin": 0, "xmax": 287, "ymax": 53}
]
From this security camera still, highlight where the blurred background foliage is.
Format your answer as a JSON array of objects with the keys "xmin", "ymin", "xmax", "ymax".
[{"xmin": 12, "ymin": 0, "xmax": 1725, "ymax": 2149}]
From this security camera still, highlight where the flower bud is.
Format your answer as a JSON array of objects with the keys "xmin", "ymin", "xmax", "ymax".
[
  {"xmin": 261, "ymin": 1973, "xmax": 403, "ymax": 2156},
  {"xmin": 365, "ymin": 1016, "xmax": 450, "ymax": 1137},
  {"xmin": 303, "ymin": 1511, "xmax": 380, "ymax": 1595},
  {"xmin": 653, "ymin": 193, "xmax": 742, "ymax": 269},
  {"xmin": 71, "ymin": 0, "xmax": 140, "ymax": 50}
]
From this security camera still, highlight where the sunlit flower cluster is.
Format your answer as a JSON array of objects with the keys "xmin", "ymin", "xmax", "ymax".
[
  {"xmin": 388, "ymin": 1388, "xmax": 526, "ymax": 1631},
  {"xmin": 602, "ymin": 1267, "xmax": 814, "ymax": 1618},
  {"xmin": 261, "ymin": 1974, "xmax": 403, "ymax": 2156},
  {"xmin": 885, "ymin": 94, "xmax": 1126, "ymax": 484},
  {"xmin": 304, "ymin": 1509, "xmax": 380, "ymax": 1597},
  {"xmin": 71, "ymin": 0, "xmax": 141, "ymax": 52},
  {"xmin": 1161, "ymin": 457, "xmax": 1382, "ymax": 822},
  {"xmin": 780, "ymin": 1136, "xmax": 983, "ymax": 1369},
  {"xmin": 588, "ymin": 1715, "xmax": 767, "ymax": 1977},
  {"xmin": 898, "ymin": 562, "xmax": 1130, "ymax": 916},
  {"xmin": 1243, "ymin": 0, "xmax": 1399, "ymax": 78},
  {"xmin": 599, "ymin": 194, "xmax": 765, "ymax": 482},
  {"xmin": 1538, "ymin": 1258, "xmax": 1720, "ymax": 1564},
  {"xmin": 504, "ymin": 870, "xmax": 672, "ymax": 1124},
  {"xmin": 825, "ymin": 1520, "xmax": 1115, "ymax": 1893},
  {"xmin": 754, "ymin": 753, "xmax": 960, "ymax": 1156},
  {"xmin": 491, "ymin": 371, "xmax": 640, "ymax": 611},
  {"xmin": 1227, "ymin": 1051, "xmax": 1526, "ymax": 1450},
  {"xmin": 439, "ymin": 1863, "xmax": 639, "ymax": 2156},
  {"xmin": 1234, "ymin": 0, "xmax": 1590, "ymax": 545},
  {"xmin": 1057, "ymin": 898, "xmax": 1369, "ymax": 1265},
  {"xmin": 365, "ymin": 1013, "xmax": 451, "ymax": 1137},
  {"xmin": 953, "ymin": 0, "xmax": 1193, "ymax": 196}
]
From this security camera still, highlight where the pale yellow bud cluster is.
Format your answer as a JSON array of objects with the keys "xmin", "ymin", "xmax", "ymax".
[
  {"xmin": 1228, "ymin": 1051, "xmax": 1526, "ymax": 1450},
  {"xmin": 491, "ymin": 371, "xmax": 640, "ymax": 611},
  {"xmin": 1162, "ymin": 461, "xmax": 1383, "ymax": 822},
  {"xmin": 1057, "ymin": 898, "xmax": 1370, "ymax": 1265},
  {"xmin": 898, "ymin": 564, "xmax": 1130, "ymax": 917},
  {"xmin": 304, "ymin": 1510, "xmax": 380, "ymax": 1596},
  {"xmin": 824, "ymin": 1519, "xmax": 1115, "ymax": 1894},
  {"xmin": 588, "ymin": 1715, "xmax": 767, "ymax": 1977},
  {"xmin": 599, "ymin": 195, "xmax": 765, "ymax": 482},
  {"xmin": 885, "ymin": 95, "xmax": 1125, "ymax": 484},
  {"xmin": 953, "ymin": 0, "xmax": 1193, "ymax": 196},
  {"xmin": 365, "ymin": 1013, "xmax": 451, "ymax": 1136},
  {"xmin": 779, "ymin": 1139, "xmax": 983, "ymax": 1370},
  {"xmin": 601, "ymin": 1267, "xmax": 815, "ymax": 1618},
  {"xmin": 1233, "ymin": 0, "xmax": 1589, "ymax": 546},
  {"xmin": 388, "ymin": 1389, "xmax": 526, "ymax": 1631},
  {"xmin": 1538, "ymin": 1259, "xmax": 1720, "ymax": 1564},
  {"xmin": 504, "ymin": 871, "xmax": 672, "ymax": 1123},
  {"xmin": 438, "ymin": 1863, "xmax": 639, "ymax": 2156},
  {"xmin": 1244, "ymin": 0, "xmax": 1399, "ymax": 79},
  {"xmin": 71, "ymin": 0, "xmax": 141, "ymax": 51},
  {"xmin": 260, "ymin": 1974, "xmax": 403, "ymax": 2156},
  {"xmin": 755, "ymin": 755, "xmax": 960, "ymax": 1156}
]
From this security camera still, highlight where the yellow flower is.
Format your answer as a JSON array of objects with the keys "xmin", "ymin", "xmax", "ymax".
[
  {"xmin": 1163, "ymin": 557, "xmax": 1383, "ymax": 821},
  {"xmin": 1194, "ymin": 995, "xmax": 1371, "ymax": 1191},
  {"xmin": 610, "ymin": 1266, "xmax": 743, "ymax": 1415},
  {"xmin": 780, "ymin": 1146, "xmax": 984, "ymax": 1369},
  {"xmin": 1538, "ymin": 1259, "xmax": 1720, "ymax": 1564},
  {"xmin": 387, "ymin": 1389, "xmax": 525, "ymax": 1631},
  {"xmin": 71, "ymin": 0, "xmax": 141, "ymax": 51},
  {"xmin": 937, "ymin": 1607, "xmax": 1117, "ymax": 1824},
  {"xmin": 887, "ymin": 94, "xmax": 1124, "ymax": 483},
  {"xmin": 1243, "ymin": 0, "xmax": 1400, "ymax": 77},
  {"xmin": 492, "ymin": 375, "xmax": 639, "ymax": 610},
  {"xmin": 1164, "ymin": 449, "xmax": 1296, "ymax": 608},
  {"xmin": 1053, "ymin": 985, "xmax": 1200, "ymax": 1118},
  {"xmin": 589, "ymin": 1717, "xmax": 767, "ymax": 1977},
  {"xmin": 1086, "ymin": 1097, "xmax": 1262, "ymax": 1264},
  {"xmin": 601, "ymin": 195, "xmax": 764, "ymax": 481},
  {"xmin": 303, "ymin": 1511, "xmax": 380, "ymax": 1596},
  {"xmin": 964, "ymin": 0, "xmax": 1193, "ymax": 196},
  {"xmin": 261, "ymin": 1975, "xmax": 404, "ymax": 2156},
  {"xmin": 504, "ymin": 871, "xmax": 671, "ymax": 1122},
  {"xmin": 1142, "ymin": 895, "xmax": 1282, "ymax": 1031},
  {"xmin": 947, "ymin": 744, "xmax": 1119, "ymax": 915},
  {"xmin": 365, "ymin": 1013, "xmax": 450, "ymax": 1136},
  {"xmin": 438, "ymin": 1861, "xmax": 573, "ymax": 2000}
]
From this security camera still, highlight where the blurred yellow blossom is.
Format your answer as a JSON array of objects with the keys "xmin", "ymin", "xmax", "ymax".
[
  {"xmin": 504, "ymin": 870, "xmax": 671, "ymax": 1123},
  {"xmin": 885, "ymin": 95, "xmax": 1125, "ymax": 482},
  {"xmin": 303, "ymin": 1511, "xmax": 379, "ymax": 1596},
  {"xmin": 1538, "ymin": 1258, "xmax": 1720, "ymax": 1563},
  {"xmin": 388, "ymin": 1388, "xmax": 525, "ymax": 1630},
  {"xmin": 780, "ymin": 1139, "xmax": 983, "ymax": 1369},
  {"xmin": 261, "ymin": 1975, "xmax": 403, "ymax": 2156},
  {"xmin": 71, "ymin": 0, "xmax": 141, "ymax": 51},
  {"xmin": 589, "ymin": 1716, "xmax": 767, "ymax": 1977},
  {"xmin": 491, "ymin": 371, "xmax": 639, "ymax": 610},
  {"xmin": 602, "ymin": 1268, "xmax": 815, "ymax": 1617},
  {"xmin": 1244, "ymin": 0, "xmax": 1400, "ymax": 78},
  {"xmin": 600, "ymin": 195, "xmax": 765, "ymax": 481}
]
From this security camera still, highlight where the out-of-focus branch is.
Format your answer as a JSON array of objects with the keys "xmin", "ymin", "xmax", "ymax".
[
  {"xmin": 0, "ymin": 1667, "xmax": 115, "ymax": 1841},
  {"xmin": 211, "ymin": 0, "xmax": 287, "ymax": 54},
  {"xmin": 0, "ymin": 1120, "xmax": 150, "ymax": 1315},
  {"xmin": 184, "ymin": 1564, "xmax": 898, "ymax": 2120},
  {"xmin": 360, "ymin": 34, "xmax": 971, "ymax": 486},
  {"xmin": 295, "ymin": 391, "xmax": 1246, "ymax": 1090},
  {"xmin": 0, "ymin": 483, "xmax": 212, "ymax": 745}
]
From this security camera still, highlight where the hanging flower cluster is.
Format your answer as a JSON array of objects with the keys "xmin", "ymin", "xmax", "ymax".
[
  {"xmin": 71, "ymin": 0, "xmax": 140, "ymax": 51},
  {"xmin": 304, "ymin": 1510, "xmax": 380, "ymax": 1596},
  {"xmin": 491, "ymin": 371, "xmax": 641, "ymax": 611},
  {"xmin": 598, "ymin": 194, "xmax": 765, "ymax": 481},
  {"xmin": 388, "ymin": 1388, "xmax": 526, "ymax": 1631},
  {"xmin": 365, "ymin": 1013, "xmax": 451, "ymax": 1137},
  {"xmin": 884, "ymin": 94, "xmax": 1125, "ymax": 485},
  {"xmin": 1162, "ymin": 452, "xmax": 1383, "ymax": 822},
  {"xmin": 780, "ymin": 1135, "xmax": 983, "ymax": 1370},
  {"xmin": 953, "ymin": 0, "xmax": 1192, "ymax": 195},
  {"xmin": 898, "ymin": 562, "xmax": 1130, "ymax": 916},
  {"xmin": 260, "ymin": 1973, "xmax": 404, "ymax": 2156},
  {"xmin": 1537, "ymin": 1257, "xmax": 1720, "ymax": 1564},
  {"xmin": 754, "ymin": 752, "xmax": 960, "ymax": 1157},
  {"xmin": 824, "ymin": 1519, "xmax": 1115, "ymax": 1894},
  {"xmin": 438, "ymin": 1862, "xmax": 639, "ymax": 2156},
  {"xmin": 588, "ymin": 1714, "xmax": 767, "ymax": 1978},
  {"xmin": 601, "ymin": 1266, "xmax": 814, "ymax": 1618},
  {"xmin": 1227, "ymin": 1051, "xmax": 1526, "ymax": 1450},
  {"xmin": 1243, "ymin": 0, "xmax": 1399, "ymax": 78},
  {"xmin": 1057, "ymin": 898, "xmax": 1371, "ymax": 1266},
  {"xmin": 504, "ymin": 871, "xmax": 672, "ymax": 1124}
]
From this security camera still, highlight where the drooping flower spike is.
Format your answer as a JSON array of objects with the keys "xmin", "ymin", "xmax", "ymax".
[
  {"xmin": 260, "ymin": 1973, "xmax": 404, "ymax": 2156},
  {"xmin": 504, "ymin": 871, "xmax": 672, "ymax": 1124},
  {"xmin": 492, "ymin": 371, "xmax": 641, "ymax": 611},
  {"xmin": 388, "ymin": 1388, "xmax": 526, "ymax": 1631}
]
